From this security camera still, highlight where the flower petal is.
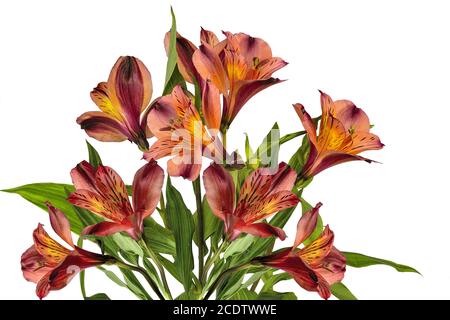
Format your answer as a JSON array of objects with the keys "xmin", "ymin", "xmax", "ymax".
[
  {"xmin": 46, "ymin": 202, "xmax": 74, "ymax": 248},
  {"xmin": 82, "ymin": 221, "xmax": 134, "ymax": 238},
  {"xmin": 224, "ymin": 32, "xmax": 273, "ymax": 65},
  {"xmin": 95, "ymin": 165, "xmax": 133, "ymax": 217},
  {"xmin": 77, "ymin": 111, "xmax": 129, "ymax": 142},
  {"xmin": 299, "ymin": 226, "xmax": 334, "ymax": 267},
  {"xmin": 237, "ymin": 222, "xmax": 286, "ymax": 240},
  {"xmin": 346, "ymin": 132, "xmax": 384, "ymax": 154},
  {"xmin": 144, "ymin": 136, "xmax": 180, "ymax": 160},
  {"xmin": 293, "ymin": 202, "xmax": 322, "ymax": 248},
  {"xmin": 224, "ymin": 78, "xmax": 284, "ymax": 125},
  {"xmin": 32, "ymin": 224, "xmax": 70, "ymax": 264},
  {"xmin": 200, "ymin": 28, "xmax": 220, "ymax": 47},
  {"xmin": 21, "ymin": 246, "xmax": 55, "ymax": 283},
  {"xmin": 167, "ymin": 156, "xmax": 202, "ymax": 181},
  {"xmin": 132, "ymin": 160, "xmax": 164, "ymax": 217},
  {"xmin": 70, "ymin": 161, "xmax": 98, "ymax": 193},
  {"xmin": 333, "ymin": 99, "xmax": 371, "ymax": 132},
  {"xmin": 164, "ymin": 32, "xmax": 199, "ymax": 83},
  {"xmin": 201, "ymin": 81, "xmax": 221, "ymax": 130},
  {"xmin": 90, "ymin": 82, "xmax": 123, "ymax": 121},
  {"xmin": 249, "ymin": 57, "xmax": 287, "ymax": 80},
  {"xmin": 314, "ymin": 247, "xmax": 346, "ymax": 285},
  {"xmin": 294, "ymin": 103, "xmax": 318, "ymax": 146},
  {"xmin": 193, "ymin": 43, "xmax": 228, "ymax": 94},
  {"xmin": 203, "ymin": 163, "xmax": 235, "ymax": 220},
  {"xmin": 68, "ymin": 190, "xmax": 126, "ymax": 222}
]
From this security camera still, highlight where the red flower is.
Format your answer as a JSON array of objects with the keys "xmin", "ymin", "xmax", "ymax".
[
  {"xmin": 295, "ymin": 91, "xmax": 384, "ymax": 178},
  {"xmin": 77, "ymin": 56, "xmax": 153, "ymax": 151},
  {"xmin": 68, "ymin": 160, "xmax": 164, "ymax": 239},
  {"xmin": 21, "ymin": 203, "xmax": 110, "ymax": 299},
  {"xmin": 203, "ymin": 162, "xmax": 299, "ymax": 241},
  {"xmin": 256, "ymin": 203, "xmax": 346, "ymax": 299}
]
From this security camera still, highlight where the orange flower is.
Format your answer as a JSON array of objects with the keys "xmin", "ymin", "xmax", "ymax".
[
  {"xmin": 68, "ymin": 160, "xmax": 164, "ymax": 239},
  {"xmin": 295, "ymin": 91, "xmax": 384, "ymax": 178},
  {"xmin": 203, "ymin": 162, "xmax": 299, "ymax": 240},
  {"xmin": 192, "ymin": 31, "xmax": 287, "ymax": 132},
  {"xmin": 144, "ymin": 85, "xmax": 229, "ymax": 181},
  {"xmin": 77, "ymin": 56, "xmax": 153, "ymax": 151},
  {"xmin": 21, "ymin": 203, "xmax": 110, "ymax": 299},
  {"xmin": 255, "ymin": 203, "xmax": 346, "ymax": 299}
]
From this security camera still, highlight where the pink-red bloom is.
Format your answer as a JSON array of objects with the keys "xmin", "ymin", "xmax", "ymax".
[
  {"xmin": 295, "ymin": 91, "xmax": 384, "ymax": 178},
  {"xmin": 203, "ymin": 162, "xmax": 299, "ymax": 241},
  {"xmin": 68, "ymin": 160, "xmax": 164, "ymax": 239},
  {"xmin": 144, "ymin": 85, "xmax": 228, "ymax": 181},
  {"xmin": 168, "ymin": 29, "xmax": 286, "ymax": 132},
  {"xmin": 21, "ymin": 203, "xmax": 110, "ymax": 299},
  {"xmin": 77, "ymin": 56, "xmax": 153, "ymax": 151},
  {"xmin": 256, "ymin": 203, "xmax": 346, "ymax": 299}
]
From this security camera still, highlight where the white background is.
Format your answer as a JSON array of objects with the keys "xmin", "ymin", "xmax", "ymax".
[{"xmin": 0, "ymin": 0, "xmax": 448, "ymax": 300}]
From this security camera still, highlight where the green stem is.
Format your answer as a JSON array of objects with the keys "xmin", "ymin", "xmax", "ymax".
[
  {"xmin": 279, "ymin": 130, "xmax": 306, "ymax": 145},
  {"xmin": 221, "ymin": 129, "xmax": 227, "ymax": 150},
  {"xmin": 203, "ymin": 263, "xmax": 252, "ymax": 300},
  {"xmin": 115, "ymin": 260, "xmax": 165, "ymax": 300},
  {"xmin": 139, "ymin": 239, "xmax": 173, "ymax": 300},
  {"xmin": 159, "ymin": 193, "xmax": 168, "ymax": 227},
  {"xmin": 193, "ymin": 178, "xmax": 205, "ymax": 285},
  {"xmin": 204, "ymin": 240, "xmax": 229, "ymax": 279}
]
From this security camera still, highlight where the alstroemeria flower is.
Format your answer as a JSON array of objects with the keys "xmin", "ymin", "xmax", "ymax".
[
  {"xmin": 295, "ymin": 91, "xmax": 384, "ymax": 178},
  {"xmin": 77, "ymin": 56, "xmax": 153, "ymax": 151},
  {"xmin": 255, "ymin": 203, "xmax": 346, "ymax": 299},
  {"xmin": 144, "ymin": 85, "xmax": 229, "ymax": 181},
  {"xmin": 68, "ymin": 160, "xmax": 164, "ymax": 239},
  {"xmin": 21, "ymin": 203, "xmax": 111, "ymax": 299},
  {"xmin": 192, "ymin": 31, "xmax": 287, "ymax": 131},
  {"xmin": 203, "ymin": 162, "xmax": 299, "ymax": 241}
]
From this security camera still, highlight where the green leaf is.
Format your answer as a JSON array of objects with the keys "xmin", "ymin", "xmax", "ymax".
[
  {"xmin": 261, "ymin": 272, "xmax": 292, "ymax": 292},
  {"xmin": 224, "ymin": 235, "xmax": 255, "ymax": 259},
  {"xmin": 143, "ymin": 218, "xmax": 176, "ymax": 255},
  {"xmin": 227, "ymin": 289, "xmax": 258, "ymax": 300},
  {"xmin": 343, "ymin": 252, "xmax": 420, "ymax": 274},
  {"xmin": 97, "ymin": 266, "xmax": 128, "ymax": 288},
  {"xmin": 258, "ymin": 291, "xmax": 297, "ymax": 300},
  {"xmin": 176, "ymin": 291, "xmax": 201, "ymax": 300},
  {"xmin": 120, "ymin": 268, "xmax": 152, "ymax": 300},
  {"xmin": 165, "ymin": 177, "xmax": 195, "ymax": 291},
  {"xmin": 86, "ymin": 140, "xmax": 102, "ymax": 167},
  {"xmin": 2, "ymin": 183, "xmax": 83, "ymax": 234},
  {"xmin": 193, "ymin": 198, "xmax": 221, "ymax": 253},
  {"xmin": 85, "ymin": 293, "xmax": 111, "ymax": 300},
  {"xmin": 162, "ymin": 7, "xmax": 186, "ymax": 95},
  {"xmin": 254, "ymin": 122, "xmax": 280, "ymax": 168},
  {"xmin": 111, "ymin": 233, "xmax": 143, "ymax": 257},
  {"xmin": 331, "ymin": 282, "xmax": 358, "ymax": 300},
  {"xmin": 288, "ymin": 134, "xmax": 310, "ymax": 174}
]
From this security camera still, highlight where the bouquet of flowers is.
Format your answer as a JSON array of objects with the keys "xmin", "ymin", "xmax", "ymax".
[{"xmin": 4, "ymin": 10, "xmax": 418, "ymax": 300}]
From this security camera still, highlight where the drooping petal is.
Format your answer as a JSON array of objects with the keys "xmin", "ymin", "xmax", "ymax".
[
  {"xmin": 224, "ymin": 78, "xmax": 284, "ymax": 125},
  {"xmin": 346, "ymin": 132, "xmax": 384, "ymax": 154},
  {"xmin": 201, "ymin": 81, "xmax": 221, "ymax": 130},
  {"xmin": 46, "ymin": 202, "xmax": 74, "ymax": 248},
  {"xmin": 76, "ymin": 111, "xmax": 129, "ymax": 142},
  {"xmin": 95, "ymin": 165, "xmax": 133, "ymax": 217},
  {"xmin": 82, "ymin": 221, "xmax": 134, "ymax": 238},
  {"xmin": 237, "ymin": 222, "xmax": 286, "ymax": 240},
  {"xmin": 264, "ymin": 162, "xmax": 297, "ymax": 195},
  {"xmin": 193, "ymin": 43, "xmax": 228, "ymax": 94},
  {"xmin": 167, "ymin": 156, "xmax": 202, "ymax": 181},
  {"xmin": 132, "ymin": 160, "xmax": 164, "ymax": 217},
  {"xmin": 144, "ymin": 136, "xmax": 181, "ymax": 160},
  {"xmin": 32, "ymin": 224, "xmax": 70, "ymax": 265},
  {"xmin": 294, "ymin": 103, "xmax": 318, "ymax": 146},
  {"xmin": 70, "ymin": 161, "xmax": 98, "ymax": 193},
  {"xmin": 298, "ymin": 226, "xmax": 334, "ymax": 267},
  {"xmin": 203, "ymin": 163, "xmax": 235, "ymax": 220},
  {"xmin": 293, "ymin": 202, "xmax": 322, "ymax": 248},
  {"xmin": 314, "ymin": 247, "xmax": 346, "ymax": 285},
  {"xmin": 21, "ymin": 246, "xmax": 55, "ymax": 283}
]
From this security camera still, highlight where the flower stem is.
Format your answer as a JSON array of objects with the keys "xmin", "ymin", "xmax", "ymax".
[
  {"xmin": 221, "ymin": 129, "xmax": 227, "ymax": 150},
  {"xmin": 115, "ymin": 260, "xmax": 165, "ymax": 300},
  {"xmin": 192, "ymin": 177, "xmax": 205, "ymax": 285},
  {"xmin": 203, "ymin": 240, "xmax": 229, "ymax": 280},
  {"xmin": 202, "ymin": 263, "xmax": 252, "ymax": 300},
  {"xmin": 139, "ymin": 239, "xmax": 173, "ymax": 300}
]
